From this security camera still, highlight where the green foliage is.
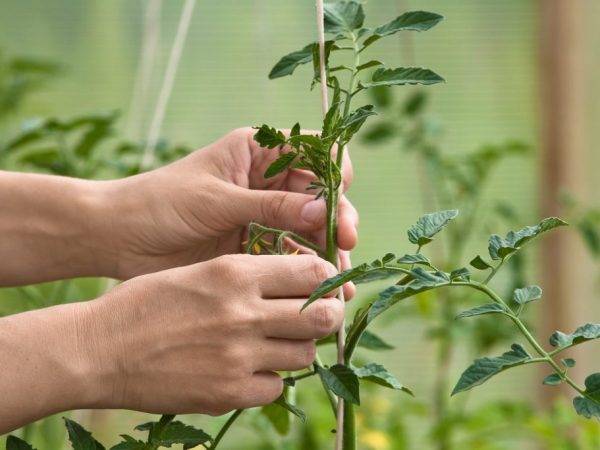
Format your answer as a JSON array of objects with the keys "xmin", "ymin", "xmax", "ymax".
[
  {"xmin": 323, "ymin": 1, "xmax": 365, "ymax": 34},
  {"xmin": 358, "ymin": 67, "xmax": 445, "ymax": 89},
  {"xmin": 549, "ymin": 323, "xmax": 600, "ymax": 351},
  {"xmin": 451, "ymin": 344, "xmax": 534, "ymax": 395},
  {"xmin": 6, "ymin": 436, "xmax": 37, "ymax": 450},
  {"xmin": 512, "ymin": 285, "xmax": 542, "ymax": 305},
  {"xmin": 317, "ymin": 364, "xmax": 360, "ymax": 405},
  {"xmin": 63, "ymin": 418, "xmax": 105, "ymax": 450},
  {"xmin": 353, "ymin": 363, "xmax": 412, "ymax": 396},
  {"xmin": 455, "ymin": 303, "xmax": 508, "ymax": 320},
  {"xmin": 407, "ymin": 209, "xmax": 458, "ymax": 247},
  {"xmin": 573, "ymin": 374, "xmax": 600, "ymax": 420},
  {"xmin": 360, "ymin": 11, "xmax": 443, "ymax": 48}
]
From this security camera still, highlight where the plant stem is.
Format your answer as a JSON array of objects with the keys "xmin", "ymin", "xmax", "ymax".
[
  {"xmin": 211, "ymin": 409, "xmax": 243, "ymax": 449},
  {"xmin": 315, "ymin": 353, "xmax": 339, "ymax": 417}
]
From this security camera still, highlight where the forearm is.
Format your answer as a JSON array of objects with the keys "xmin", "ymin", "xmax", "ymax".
[
  {"xmin": 0, "ymin": 302, "xmax": 107, "ymax": 434},
  {"xmin": 0, "ymin": 171, "xmax": 115, "ymax": 285}
]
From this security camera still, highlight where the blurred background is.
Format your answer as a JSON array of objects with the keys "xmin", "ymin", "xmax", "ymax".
[{"xmin": 1, "ymin": 0, "xmax": 599, "ymax": 449}]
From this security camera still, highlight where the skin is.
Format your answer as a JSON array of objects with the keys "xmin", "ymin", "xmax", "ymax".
[{"xmin": 0, "ymin": 128, "xmax": 358, "ymax": 434}]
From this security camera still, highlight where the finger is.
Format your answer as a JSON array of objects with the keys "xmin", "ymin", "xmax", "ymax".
[
  {"xmin": 337, "ymin": 195, "xmax": 359, "ymax": 251},
  {"xmin": 252, "ymin": 255, "xmax": 338, "ymax": 298},
  {"xmin": 339, "ymin": 251, "xmax": 356, "ymax": 300},
  {"xmin": 235, "ymin": 187, "xmax": 328, "ymax": 233},
  {"xmin": 260, "ymin": 297, "xmax": 344, "ymax": 339},
  {"xmin": 253, "ymin": 339, "xmax": 316, "ymax": 372},
  {"xmin": 238, "ymin": 372, "xmax": 283, "ymax": 409}
]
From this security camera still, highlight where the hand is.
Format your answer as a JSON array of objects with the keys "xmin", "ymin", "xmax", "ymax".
[
  {"xmin": 101, "ymin": 128, "xmax": 358, "ymax": 296},
  {"xmin": 84, "ymin": 255, "xmax": 343, "ymax": 415}
]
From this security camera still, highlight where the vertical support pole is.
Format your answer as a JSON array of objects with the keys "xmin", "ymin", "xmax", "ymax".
[{"xmin": 538, "ymin": 0, "xmax": 594, "ymax": 405}]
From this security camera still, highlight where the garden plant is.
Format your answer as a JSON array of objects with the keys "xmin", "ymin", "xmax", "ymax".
[{"xmin": 3, "ymin": 2, "xmax": 600, "ymax": 450}]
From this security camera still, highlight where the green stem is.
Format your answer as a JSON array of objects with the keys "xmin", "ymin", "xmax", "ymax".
[
  {"xmin": 342, "ymin": 401, "xmax": 356, "ymax": 450},
  {"xmin": 247, "ymin": 223, "xmax": 327, "ymax": 257},
  {"xmin": 211, "ymin": 409, "xmax": 244, "ymax": 449}
]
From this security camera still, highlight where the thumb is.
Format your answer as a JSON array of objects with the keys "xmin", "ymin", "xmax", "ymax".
[{"xmin": 235, "ymin": 188, "xmax": 326, "ymax": 232}]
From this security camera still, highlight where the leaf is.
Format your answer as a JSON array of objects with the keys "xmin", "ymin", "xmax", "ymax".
[
  {"xmin": 6, "ymin": 436, "xmax": 37, "ymax": 450},
  {"xmin": 513, "ymin": 285, "xmax": 542, "ymax": 305},
  {"xmin": 470, "ymin": 255, "xmax": 492, "ymax": 270},
  {"xmin": 151, "ymin": 422, "xmax": 212, "ymax": 449},
  {"xmin": 73, "ymin": 113, "xmax": 117, "ymax": 158},
  {"xmin": 362, "ymin": 11, "xmax": 444, "ymax": 48},
  {"xmin": 451, "ymin": 344, "xmax": 534, "ymax": 395},
  {"xmin": 561, "ymin": 358, "xmax": 576, "ymax": 368},
  {"xmin": 273, "ymin": 393, "xmax": 307, "ymax": 423},
  {"xmin": 338, "ymin": 105, "xmax": 377, "ymax": 144},
  {"xmin": 359, "ymin": 67, "xmax": 445, "ymax": 89},
  {"xmin": 356, "ymin": 60, "xmax": 383, "ymax": 71},
  {"xmin": 367, "ymin": 268, "xmax": 450, "ymax": 322},
  {"xmin": 407, "ymin": 210, "xmax": 458, "ymax": 247},
  {"xmin": 450, "ymin": 267, "xmax": 471, "ymax": 281},
  {"xmin": 455, "ymin": 303, "xmax": 508, "ymax": 320},
  {"xmin": 549, "ymin": 323, "xmax": 600, "ymax": 351},
  {"xmin": 573, "ymin": 373, "xmax": 600, "ymax": 420},
  {"xmin": 253, "ymin": 125, "xmax": 287, "ymax": 149},
  {"xmin": 324, "ymin": 1, "xmax": 365, "ymax": 34},
  {"xmin": 269, "ymin": 43, "xmax": 313, "ymax": 79},
  {"xmin": 264, "ymin": 151, "xmax": 297, "ymax": 178},
  {"xmin": 403, "ymin": 90, "xmax": 428, "ymax": 116},
  {"xmin": 488, "ymin": 217, "xmax": 568, "ymax": 261},
  {"xmin": 396, "ymin": 253, "xmax": 432, "ymax": 266},
  {"xmin": 63, "ymin": 418, "xmax": 105, "ymax": 450},
  {"xmin": 357, "ymin": 329, "xmax": 394, "ymax": 351},
  {"xmin": 354, "ymin": 363, "xmax": 413, "ymax": 396},
  {"xmin": 109, "ymin": 435, "xmax": 149, "ymax": 450},
  {"xmin": 262, "ymin": 391, "xmax": 305, "ymax": 436},
  {"xmin": 543, "ymin": 373, "xmax": 562, "ymax": 386},
  {"xmin": 317, "ymin": 364, "xmax": 360, "ymax": 405}
]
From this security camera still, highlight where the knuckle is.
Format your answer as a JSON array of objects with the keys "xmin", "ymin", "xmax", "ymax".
[
  {"xmin": 262, "ymin": 376, "xmax": 284, "ymax": 404},
  {"xmin": 262, "ymin": 192, "xmax": 289, "ymax": 222},
  {"xmin": 311, "ymin": 300, "xmax": 343, "ymax": 338},
  {"xmin": 301, "ymin": 341, "xmax": 317, "ymax": 367},
  {"xmin": 310, "ymin": 257, "xmax": 337, "ymax": 284}
]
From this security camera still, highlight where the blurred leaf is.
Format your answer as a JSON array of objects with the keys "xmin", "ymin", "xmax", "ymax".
[
  {"xmin": 73, "ymin": 112, "xmax": 117, "ymax": 158},
  {"xmin": 449, "ymin": 267, "xmax": 470, "ymax": 281},
  {"xmin": 135, "ymin": 415, "xmax": 212, "ymax": 449},
  {"xmin": 549, "ymin": 323, "xmax": 600, "ymax": 351},
  {"xmin": 273, "ymin": 393, "xmax": 306, "ymax": 423},
  {"xmin": 367, "ymin": 86, "xmax": 392, "ymax": 108},
  {"xmin": 109, "ymin": 435, "xmax": 149, "ymax": 450},
  {"xmin": 561, "ymin": 358, "xmax": 576, "ymax": 368},
  {"xmin": 407, "ymin": 209, "xmax": 458, "ymax": 247},
  {"xmin": 455, "ymin": 304, "xmax": 508, "ymax": 320},
  {"xmin": 488, "ymin": 217, "xmax": 568, "ymax": 260},
  {"xmin": 396, "ymin": 253, "xmax": 432, "ymax": 266},
  {"xmin": 359, "ymin": 67, "xmax": 445, "ymax": 89},
  {"xmin": 317, "ymin": 364, "xmax": 360, "ymax": 405},
  {"xmin": 253, "ymin": 125, "xmax": 287, "ymax": 149},
  {"xmin": 403, "ymin": 90, "xmax": 428, "ymax": 116},
  {"xmin": 357, "ymin": 329, "xmax": 394, "ymax": 350},
  {"xmin": 543, "ymin": 373, "xmax": 562, "ymax": 386},
  {"xmin": 513, "ymin": 285, "xmax": 542, "ymax": 305},
  {"xmin": 354, "ymin": 363, "xmax": 413, "ymax": 395},
  {"xmin": 361, "ymin": 121, "xmax": 396, "ymax": 144},
  {"xmin": 6, "ymin": 436, "xmax": 37, "ymax": 450},
  {"xmin": 63, "ymin": 418, "xmax": 105, "ymax": 450},
  {"xmin": 361, "ymin": 11, "xmax": 444, "ymax": 48},
  {"xmin": 452, "ymin": 344, "xmax": 534, "ymax": 395},
  {"xmin": 573, "ymin": 373, "xmax": 600, "ymax": 420},
  {"xmin": 324, "ymin": 1, "xmax": 365, "ymax": 34},
  {"xmin": 264, "ymin": 151, "xmax": 297, "ymax": 178},
  {"xmin": 356, "ymin": 60, "xmax": 383, "ymax": 71},
  {"xmin": 470, "ymin": 255, "xmax": 492, "ymax": 270}
]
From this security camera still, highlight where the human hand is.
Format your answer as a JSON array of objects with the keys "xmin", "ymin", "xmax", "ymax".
[
  {"xmin": 100, "ymin": 128, "xmax": 358, "ymax": 296},
  {"xmin": 84, "ymin": 255, "xmax": 343, "ymax": 415}
]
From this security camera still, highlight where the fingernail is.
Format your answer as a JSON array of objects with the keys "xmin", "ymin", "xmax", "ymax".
[{"xmin": 301, "ymin": 200, "xmax": 324, "ymax": 224}]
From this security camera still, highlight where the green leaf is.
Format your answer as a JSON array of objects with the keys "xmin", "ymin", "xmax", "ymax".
[
  {"xmin": 470, "ymin": 255, "xmax": 492, "ymax": 270},
  {"xmin": 317, "ymin": 364, "xmax": 360, "ymax": 405},
  {"xmin": 513, "ymin": 285, "xmax": 542, "ymax": 305},
  {"xmin": 455, "ymin": 303, "xmax": 508, "ymax": 320},
  {"xmin": 542, "ymin": 373, "xmax": 562, "ymax": 386},
  {"xmin": 407, "ymin": 210, "xmax": 458, "ymax": 247},
  {"xmin": 367, "ymin": 268, "xmax": 450, "ymax": 322},
  {"xmin": 396, "ymin": 253, "xmax": 432, "ymax": 266},
  {"xmin": 450, "ymin": 267, "xmax": 470, "ymax": 281},
  {"xmin": 549, "ymin": 323, "xmax": 600, "ymax": 351},
  {"xmin": 573, "ymin": 373, "xmax": 600, "ymax": 420},
  {"xmin": 488, "ymin": 217, "xmax": 568, "ymax": 261},
  {"xmin": 354, "ymin": 363, "xmax": 413, "ymax": 396},
  {"xmin": 261, "ymin": 402, "xmax": 290, "ymax": 436},
  {"xmin": 338, "ymin": 105, "xmax": 377, "ymax": 144},
  {"xmin": 356, "ymin": 60, "xmax": 383, "ymax": 71},
  {"xmin": 357, "ymin": 329, "xmax": 394, "ymax": 351},
  {"xmin": 324, "ymin": 1, "xmax": 365, "ymax": 34},
  {"xmin": 268, "ymin": 43, "xmax": 313, "ymax": 79},
  {"xmin": 151, "ymin": 422, "xmax": 212, "ymax": 449},
  {"xmin": 109, "ymin": 435, "xmax": 149, "ymax": 450},
  {"xmin": 264, "ymin": 152, "xmax": 297, "ymax": 178},
  {"xmin": 452, "ymin": 344, "xmax": 533, "ymax": 395},
  {"xmin": 561, "ymin": 358, "xmax": 576, "ymax": 368},
  {"xmin": 63, "ymin": 418, "xmax": 105, "ymax": 450},
  {"xmin": 6, "ymin": 436, "xmax": 37, "ymax": 450},
  {"xmin": 273, "ymin": 393, "xmax": 307, "ymax": 423},
  {"xmin": 73, "ymin": 112, "xmax": 117, "ymax": 157},
  {"xmin": 362, "ymin": 11, "xmax": 443, "ymax": 48},
  {"xmin": 253, "ymin": 125, "xmax": 287, "ymax": 149},
  {"xmin": 359, "ymin": 67, "xmax": 445, "ymax": 89}
]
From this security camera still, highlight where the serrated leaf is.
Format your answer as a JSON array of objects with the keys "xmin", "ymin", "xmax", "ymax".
[
  {"xmin": 253, "ymin": 125, "xmax": 287, "ymax": 149},
  {"xmin": 324, "ymin": 1, "xmax": 365, "ymax": 34},
  {"xmin": 513, "ymin": 285, "xmax": 542, "ymax": 305},
  {"xmin": 317, "ymin": 364, "xmax": 360, "ymax": 405},
  {"xmin": 407, "ymin": 210, "xmax": 458, "ymax": 247},
  {"xmin": 337, "ymin": 105, "xmax": 377, "ymax": 145},
  {"xmin": 361, "ymin": 11, "xmax": 443, "ymax": 48},
  {"xmin": 150, "ymin": 421, "xmax": 212, "ymax": 448},
  {"xmin": 543, "ymin": 373, "xmax": 562, "ymax": 386},
  {"xmin": 359, "ymin": 67, "xmax": 445, "ymax": 89},
  {"xmin": 109, "ymin": 435, "xmax": 149, "ymax": 450},
  {"xmin": 573, "ymin": 373, "xmax": 600, "ymax": 420},
  {"xmin": 367, "ymin": 268, "xmax": 450, "ymax": 322},
  {"xmin": 264, "ymin": 152, "xmax": 297, "ymax": 178},
  {"xmin": 268, "ymin": 43, "xmax": 313, "ymax": 79},
  {"xmin": 396, "ymin": 253, "xmax": 432, "ymax": 266},
  {"xmin": 357, "ymin": 329, "xmax": 394, "ymax": 350},
  {"xmin": 488, "ymin": 217, "xmax": 568, "ymax": 260},
  {"xmin": 561, "ymin": 358, "xmax": 576, "ymax": 368},
  {"xmin": 452, "ymin": 344, "xmax": 533, "ymax": 395},
  {"xmin": 455, "ymin": 303, "xmax": 508, "ymax": 320},
  {"xmin": 450, "ymin": 267, "xmax": 470, "ymax": 281},
  {"xmin": 549, "ymin": 323, "xmax": 600, "ymax": 351},
  {"xmin": 6, "ymin": 436, "xmax": 37, "ymax": 450},
  {"xmin": 64, "ymin": 418, "xmax": 105, "ymax": 450},
  {"xmin": 354, "ymin": 363, "xmax": 413, "ymax": 396},
  {"xmin": 470, "ymin": 255, "xmax": 492, "ymax": 270}
]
